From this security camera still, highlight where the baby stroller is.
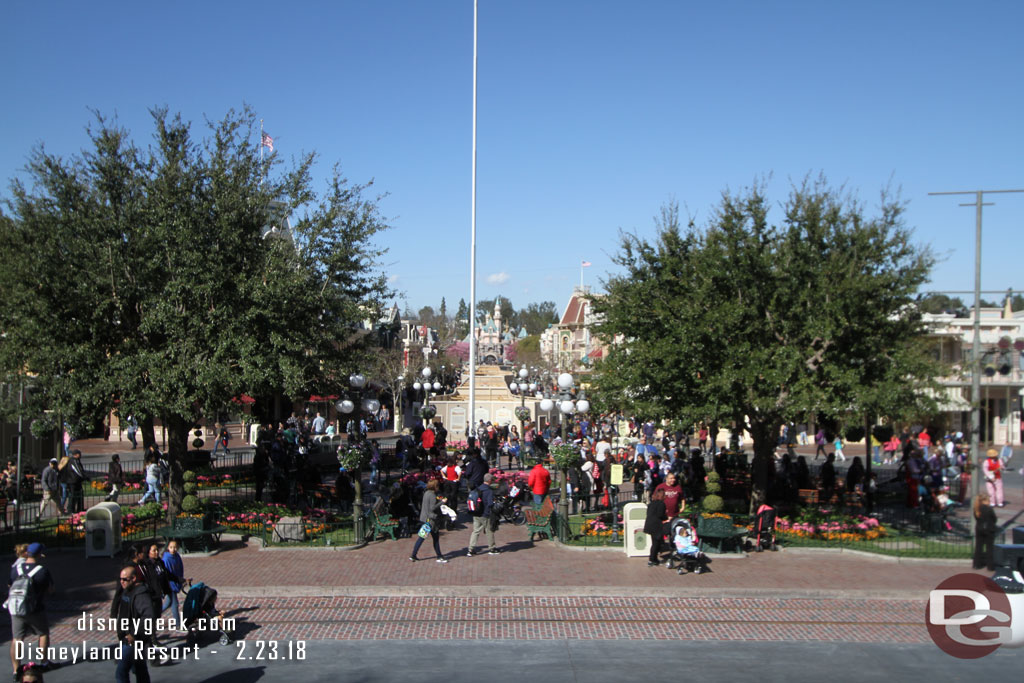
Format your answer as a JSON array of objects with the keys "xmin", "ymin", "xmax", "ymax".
[
  {"xmin": 746, "ymin": 504, "xmax": 778, "ymax": 552},
  {"xmin": 667, "ymin": 518, "xmax": 709, "ymax": 575},
  {"xmin": 182, "ymin": 580, "xmax": 233, "ymax": 646}
]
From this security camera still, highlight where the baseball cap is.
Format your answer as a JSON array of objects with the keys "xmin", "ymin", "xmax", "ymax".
[{"xmin": 26, "ymin": 542, "xmax": 46, "ymax": 557}]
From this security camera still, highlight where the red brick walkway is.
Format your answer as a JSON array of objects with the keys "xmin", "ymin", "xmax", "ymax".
[{"xmin": 8, "ymin": 520, "xmax": 980, "ymax": 645}]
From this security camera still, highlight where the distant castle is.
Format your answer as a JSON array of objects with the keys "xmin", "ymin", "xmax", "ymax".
[{"xmin": 465, "ymin": 297, "xmax": 527, "ymax": 364}]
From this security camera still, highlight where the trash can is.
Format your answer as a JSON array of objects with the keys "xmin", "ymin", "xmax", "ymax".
[
  {"xmin": 85, "ymin": 502, "xmax": 122, "ymax": 558},
  {"xmin": 623, "ymin": 502, "xmax": 648, "ymax": 557}
]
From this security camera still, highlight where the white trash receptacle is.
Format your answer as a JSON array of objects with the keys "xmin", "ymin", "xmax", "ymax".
[
  {"xmin": 623, "ymin": 502, "xmax": 649, "ymax": 557},
  {"xmin": 85, "ymin": 501, "xmax": 123, "ymax": 558}
]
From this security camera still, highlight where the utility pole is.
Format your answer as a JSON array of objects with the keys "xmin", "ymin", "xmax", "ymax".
[{"xmin": 929, "ymin": 188, "xmax": 1024, "ymax": 531}]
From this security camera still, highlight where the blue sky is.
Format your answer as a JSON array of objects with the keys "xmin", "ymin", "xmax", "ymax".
[{"xmin": 3, "ymin": 1, "xmax": 1022, "ymax": 314}]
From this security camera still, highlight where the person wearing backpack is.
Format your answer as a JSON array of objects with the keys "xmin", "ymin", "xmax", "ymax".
[
  {"xmin": 466, "ymin": 473, "xmax": 499, "ymax": 556},
  {"xmin": 7, "ymin": 543, "xmax": 54, "ymax": 677}
]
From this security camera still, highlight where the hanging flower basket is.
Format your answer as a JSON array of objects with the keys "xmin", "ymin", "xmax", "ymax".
[
  {"xmin": 419, "ymin": 405, "xmax": 437, "ymax": 420},
  {"xmin": 514, "ymin": 406, "xmax": 531, "ymax": 422}
]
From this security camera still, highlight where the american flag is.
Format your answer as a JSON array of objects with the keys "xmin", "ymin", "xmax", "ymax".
[
  {"xmin": 261, "ymin": 131, "xmax": 274, "ymax": 151},
  {"xmin": 581, "ymin": 260, "xmax": 592, "ymax": 267}
]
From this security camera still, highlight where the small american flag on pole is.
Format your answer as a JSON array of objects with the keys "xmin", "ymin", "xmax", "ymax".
[
  {"xmin": 261, "ymin": 131, "xmax": 274, "ymax": 151},
  {"xmin": 581, "ymin": 260, "xmax": 592, "ymax": 267}
]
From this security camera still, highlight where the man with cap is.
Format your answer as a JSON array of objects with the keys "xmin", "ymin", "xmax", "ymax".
[
  {"xmin": 466, "ymin": 473, "xmax": 499, "ymax": 556},
  {"xmin": 8, "ymin": 543, "xmax": 54, "ymax": 679},
  {"xmin": 38, "ymin": 460, "xmax": 60, "ymax": 519}
]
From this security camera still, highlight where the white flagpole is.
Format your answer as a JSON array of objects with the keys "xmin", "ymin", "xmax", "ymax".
[
  {"xmin": 260, "ymin": 119, "xmax": 264, "ymax": 166},
  {"xmin": 468, "ymin": 0, "xmax": 478, "ymax": 441},
  {"xmin": 580, "ymin": 261, "xmax": 584, "ymax": 290}
]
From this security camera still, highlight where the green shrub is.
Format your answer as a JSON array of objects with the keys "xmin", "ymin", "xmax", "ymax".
[
  {"xmin": 706, "ymin": 471, "xmax": 721, "ymax": 482},
  {"xmin": 705, "ymin": 480, "xmax": 721, "ymax": 495},
  {"xmin": 181, "ymin": 494, "xmax": 201, "ymax": 512},
  {"xmin": 183, "ymin": 482, "xmax": 198, "ymax": 495},
  {"xmin": 183, "ymin": 470, "xmax": 196, "ymax": 483},
  {"xmin": 702, "ymin": 494, "xmax": 724, "ymax": 512}
]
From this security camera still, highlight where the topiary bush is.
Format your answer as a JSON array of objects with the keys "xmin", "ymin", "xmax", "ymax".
[
  {"xmin": 183, "ymin": 470, "xmax": 196, "ymax": 483},
  {"xmin": 702, "ymin": 494, "xmax": 724, "ymax": 512},
  {"xmin": 181, "ymin": 494, "xmax": 201, "ymax": 513},
  {"xmin": 183, "ymin": 482, "xmax": 198, "ymax": 495}
]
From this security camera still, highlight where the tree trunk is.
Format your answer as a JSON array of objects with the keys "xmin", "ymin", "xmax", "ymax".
[
  {"xmin": 165, "ymin": 414, "xmax": 189, "ymax": 522},
  {"xmin": 748, "ymin": 420, "xmax": 777, "ymax": 515},
  {"xmin": 141, "ymin": 415, "xmax": 157, "ymax": 451}
]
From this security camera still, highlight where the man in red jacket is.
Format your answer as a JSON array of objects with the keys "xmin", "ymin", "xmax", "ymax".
[{"xmin": 527, "ymin": 461, "xmax": 551, "ymax": 506}]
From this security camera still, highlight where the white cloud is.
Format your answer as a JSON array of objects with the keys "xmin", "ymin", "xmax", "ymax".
[
  {"xmin": 486, "ymin": 272, "xmax": 510, "ymax": 285},
  {"xmin": 387, "ymin": 274, "xmax": 401, "ymax": 284}
]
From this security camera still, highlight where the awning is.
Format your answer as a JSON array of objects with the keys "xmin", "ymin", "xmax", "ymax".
[
  {"xmin": 587, "ymin": 348, "xmax": 603, "ymax": 359},
  {"xmin": 924, "ymin": 386, "xmax": 971, "ymax": 412},
  {"xmin": 308, "ymin": 395, "xmax": 339, "ymax": 402}
]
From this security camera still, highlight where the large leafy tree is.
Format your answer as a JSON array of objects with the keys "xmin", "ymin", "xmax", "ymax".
[
  {"xmin": 0, "ymin": 107, "xmax": 389, "ymax": 518},
  {"xmin": 591, "ymin": 179, "xmax": 938, "ymax": 507}
]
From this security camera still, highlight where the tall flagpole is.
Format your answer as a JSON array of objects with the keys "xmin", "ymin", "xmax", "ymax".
[
  {"xmin": 260, "ymin": 119, "xmax": 264, "ymax": 166},
  {"xmin": 468, "ymin": 0, "xmax": 478, "ymax": 441}
]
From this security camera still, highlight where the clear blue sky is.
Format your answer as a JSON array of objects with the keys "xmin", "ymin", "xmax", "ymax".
[{"xmin": 3, "ymin": 1, "xmax": 1022, "ymax": 314}]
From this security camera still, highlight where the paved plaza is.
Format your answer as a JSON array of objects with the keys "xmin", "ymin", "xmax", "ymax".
[{"xmin": 4, "ymin": 434, "xmax": 1021, "ymax": 680}]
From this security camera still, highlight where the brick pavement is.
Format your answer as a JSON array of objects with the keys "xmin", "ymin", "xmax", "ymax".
[{"xmin": 2, "ymin": 521, "xmax": 987, "ymax": 646}]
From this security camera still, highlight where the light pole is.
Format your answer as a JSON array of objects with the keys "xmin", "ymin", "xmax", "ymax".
[
  {"xmin": 336, "ymin": 373, "xmax": 380, "ymax": 541},
  {"xmin": 509, "ymin": 366, "xmax": 535, "ymax": 469},
  {"xmin": 541, "ymin": 372, "xmax": 590, "ymax": 540}
]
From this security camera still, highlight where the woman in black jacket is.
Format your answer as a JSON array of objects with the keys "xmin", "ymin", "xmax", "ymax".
[
  {"xmin": 645, "ymin": 489, "xmax": 668, "ymax": 567},
  {"xmin": 973, "ymin": 492, "xmax": 997, "ymax": 571}
]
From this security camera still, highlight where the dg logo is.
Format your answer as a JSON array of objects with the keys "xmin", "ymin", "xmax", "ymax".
[{"xmin": 926, "ymin": 573, "xmax": 1024, "ymax": 658}]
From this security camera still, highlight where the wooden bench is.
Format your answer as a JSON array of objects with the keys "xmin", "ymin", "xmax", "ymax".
[
  {"xmin": 368, "ymin": 508, "xmax": 400, "ymax": 541},
  {"xmin": 696, "ymin": 515, "xmax": 747, "ymax": 554},
  {"xmin": 156, "ymin": 516, "xmax": 228, "ymax": 553},
  {"xmin": 524, "ymin": 496, "xmax": 555, "ymax": 541}
]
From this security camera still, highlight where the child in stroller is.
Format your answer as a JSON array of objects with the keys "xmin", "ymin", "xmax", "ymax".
[
  {"xmin": 182, "ymin": 580, "xmax": 233, "ymax": 646},
  {"xmin": 667, "ymin": 518, "xmax": 709, "ymax": 575}
]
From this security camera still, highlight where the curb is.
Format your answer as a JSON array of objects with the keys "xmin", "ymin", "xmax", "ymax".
[
  {"xmin": 778, "ymin": 546, "xmax": 975, "ymax": 565},
  {"xmin": 209, "ymin": 584, "xmax": 930, "ymax": 601}
]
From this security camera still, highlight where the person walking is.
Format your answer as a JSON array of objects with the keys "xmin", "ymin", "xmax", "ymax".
[
  {"xmin": 409, "ymin": 479, "xmax": 449, "ymax": 563},
  {"xmin": 814, "ymin": 429, "xmax": 827, "ymax": 460},
  {"xmin": 7, "ymin": 543, "xmax": 54, "ymax": 678},
  {"xmin": 160, "ymin": 541, "xmax": 184, "ymax": 627},
  {"xmin": 644, "ymin": 489, "xmax": 669, "ymax": 566},
  {"xmin": 38, "ymin": 460, "xmax": 60, "ymax": 519},
  {"xmin": 124, "ymin": 415, "xmax": 139, "ymax": 450},
  {"xmin": 106, "ymin": 454, "xmax": 124, "ymax": 502},
  {"xmin": 65, "ymin": 450, "xmax": 89, "ymax": 514},
  {"xmin": 466, "ymin": 473, "xmax": 499, "ymax": 556},
  {"xmin": 114, "ymin": 565, "xmax": 155, "ymax": 683},
  {"xmin": 983, "ymin": 448, "xmax": 1005, "ymax": 507},
  {"xmin": 973, "ymin": 492, "xmax": 997, "ymax": 571},
  {"xmin": 138, "ymin": 456, "xmax": 161, "ymax": 505},
  {"xmin": 210, "ymin": 423, "xmax": 230, "ymax": 459},
  {"xmin": 833, "ymin": 434, "xmax": 845, "ymax": 463}
]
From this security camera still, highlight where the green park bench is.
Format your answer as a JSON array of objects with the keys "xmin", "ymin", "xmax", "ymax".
[
  {"xmin": 156, "ymin": 515, "xmax": 228, "ymax": 553},
  {"xmin": 697, "ymin": 515, "xmax": 747, "ymax": 554},
  {"xmin": 525, "ymin": 496, "xmax": 555, "ymax": 541}
]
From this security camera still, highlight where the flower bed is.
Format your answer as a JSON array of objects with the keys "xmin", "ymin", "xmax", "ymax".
[{"xmin": 776, "ymin": 510, "xmax": 886, "ymax": 542}]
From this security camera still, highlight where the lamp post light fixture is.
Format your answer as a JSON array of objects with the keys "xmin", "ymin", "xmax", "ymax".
[
  {"xmin": 335, "ymin": 371, "xmax": 378, "ymax": 542},
  {"xmin": 509, "ymin": 366, "xmax": 534, "ymax": 468},
  {"xmin": 546, "ymin": 371, "xmax": 590, "ymax": 541}
]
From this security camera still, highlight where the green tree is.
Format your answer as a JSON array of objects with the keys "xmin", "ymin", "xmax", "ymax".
[
  {"xmin": 454, "ymin": 298, "xmax": 470, "ymax": 338},
  {"xmin": 591, "ymin": 179, "xmax": 938, "ymax": 509},
  {"xmin": 0, "ymin": 107, "xmax": 389, "ymax": 520},
  {"xmin": 519, "ymin": 301, "xmax": 559, "ymax": 335}
]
